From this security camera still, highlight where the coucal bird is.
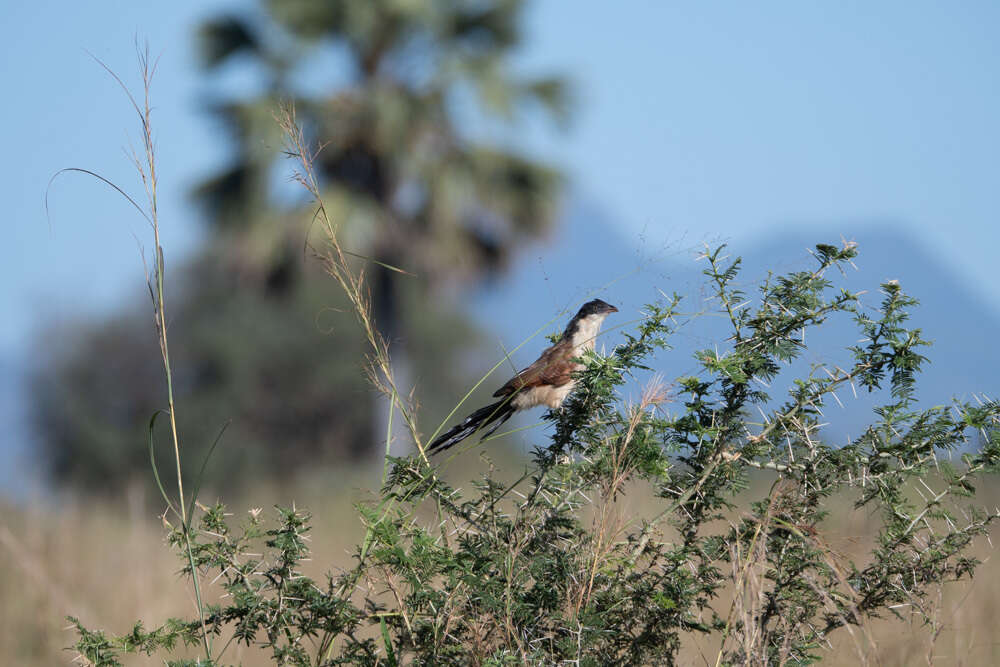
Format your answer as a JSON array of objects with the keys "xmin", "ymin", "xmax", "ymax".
[{"xmin": 426, "ymin": 299, "xmax": 618, "ymax": 454}]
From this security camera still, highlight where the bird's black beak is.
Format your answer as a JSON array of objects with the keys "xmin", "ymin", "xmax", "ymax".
[{"xmin": 608, "ymin": 304, "xmax": 619, "ymax": 313}]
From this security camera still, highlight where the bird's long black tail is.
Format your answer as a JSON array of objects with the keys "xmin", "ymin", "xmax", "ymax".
[{"xmin": 426, "ymin": 400, "xmax": 516, "ymax": 455}]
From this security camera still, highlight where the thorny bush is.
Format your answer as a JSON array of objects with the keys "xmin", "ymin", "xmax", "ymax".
[{"xmin": 72, "ymin": 241, "xmax": 1000, "ymax": 666}]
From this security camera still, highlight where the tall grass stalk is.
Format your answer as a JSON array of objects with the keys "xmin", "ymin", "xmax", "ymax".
[
  {"xmin": 277, "ymin": 106, "xmax": 424, "ymax": 463},
  {"xmin": 276, "ymin": 105, "xmax": 434, "ymax": 662},
  {"xmin": 49, "ymin": 46, "xmax": 214, "ymax": 663}
]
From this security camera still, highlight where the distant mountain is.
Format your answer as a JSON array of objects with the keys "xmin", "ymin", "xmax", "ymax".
[
  {"xmin": 732, "ymin": 226, "xmax": 1000, "ymax": 401},
  {"xmin": 470, "ymin": 198, "xmax": 1000, "ymax": 445}
]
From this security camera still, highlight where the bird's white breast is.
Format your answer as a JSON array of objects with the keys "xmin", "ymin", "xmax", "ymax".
[
  {"xmin": 512, "ymin": 382, "xmax": 575, "ymax": 410},
  {"xmin": 511, "ymin": 313, "xmax": 609, "ymax": 410}
]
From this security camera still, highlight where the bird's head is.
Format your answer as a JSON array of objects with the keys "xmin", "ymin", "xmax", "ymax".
[
  {"xmin": 562, "ymin": 299, "xmax": 619, "ymax": 342},
  {"xmin": 576, "ymin": 299, "xmax": 619, "ymax": 318}
]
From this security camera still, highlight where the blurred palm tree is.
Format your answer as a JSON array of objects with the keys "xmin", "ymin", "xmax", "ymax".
[
  {"xmin": 32, "ymin": 0, "xmax": 570, "ymax": 495},
  {"xmin": 195, "ymin": 0, "xmax": 569, "ymax": 338}
]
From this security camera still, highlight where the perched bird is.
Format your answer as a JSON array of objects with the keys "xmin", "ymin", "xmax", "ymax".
[{"xmin": 426, "ymin": 299, "xmax": 618, "ymax": 454}]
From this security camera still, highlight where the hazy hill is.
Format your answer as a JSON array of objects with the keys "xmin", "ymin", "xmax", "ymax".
[{"xmin": 470, "ymin": 199, "xmax": 1000, "ymax": 445}]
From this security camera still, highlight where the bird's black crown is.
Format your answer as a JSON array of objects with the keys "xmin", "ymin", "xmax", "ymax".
[{"xmin": 576, "ymin": 299, "xmax": 618, "ymax": 317}]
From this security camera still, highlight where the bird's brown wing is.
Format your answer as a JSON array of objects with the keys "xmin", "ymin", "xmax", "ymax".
[{"xmin": 493, "ymin": 340, "xmax": 576, "ymax": 397}]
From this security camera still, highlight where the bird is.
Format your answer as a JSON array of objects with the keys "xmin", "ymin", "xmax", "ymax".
[{"xmin": 426, "ymin": 299, "xmax": 618, "ymax": 454}]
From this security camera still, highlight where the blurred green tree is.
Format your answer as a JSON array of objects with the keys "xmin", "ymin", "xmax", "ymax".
[
  {"xmin": 195, "ymin": 0, "xmax": 568, "ymax": 338},
  {"xmin": 33, "ymin": 0, "xmax": 569, "ymax": 494}
]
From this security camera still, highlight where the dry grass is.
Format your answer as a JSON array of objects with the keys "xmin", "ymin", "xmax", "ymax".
[
  {"xmin": 3, "ymin": 467, "xmax": 999, "ymax": 666},
  {"xmin": 677, "ymin": 476, "xmax": 1000, "ymax": 667},
  {"xmin": 0, "ymin": 476, "xmax": 368, "ymax": 666}
]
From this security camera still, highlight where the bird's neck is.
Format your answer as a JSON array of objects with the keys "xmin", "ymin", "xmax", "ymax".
[{"xmin": 567, "ymin": 313, "xmax": 607, "ymax": 353}]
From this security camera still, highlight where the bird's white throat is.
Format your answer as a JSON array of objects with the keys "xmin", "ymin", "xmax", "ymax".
[{"xmin": 569, "ymin": 313, "xmax": 608, "ymax": 353}]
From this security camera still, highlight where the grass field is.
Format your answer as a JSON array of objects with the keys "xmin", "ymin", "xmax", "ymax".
[{"xmin": 3, "ymin": 464, "xmax": 999, "ymax": 665}]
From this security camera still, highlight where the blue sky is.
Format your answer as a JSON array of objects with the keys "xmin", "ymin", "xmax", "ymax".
[
  {"xmin": 4, "ymin": 1, "xmax": 1000, "ymax": 355},
  {"xmin": 2, "ymin": 2, "xmax": 1000, "ymax": 491},
  {"xmin": 510, "ymin": 2, "xmax": 1000, "ymax": 293},
  {"xmin": 2, "ymin": 1, "xmax": 223, "ymax": 354}
]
